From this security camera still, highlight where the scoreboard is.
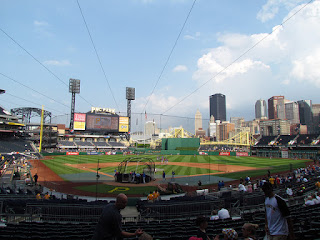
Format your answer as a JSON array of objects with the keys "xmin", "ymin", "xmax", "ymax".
[
  {"xmin": 74, "ymin": 112, "xmax": 129, "ymax": 133},
  {"xmin": 86, "ymin": 114, "xmax": 119, "ymax": 131}
]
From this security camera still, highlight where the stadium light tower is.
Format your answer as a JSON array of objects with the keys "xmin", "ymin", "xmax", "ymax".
[
  {"xmin": 69, "ymin": 79, "xmax": 80, "ymax": 130},
  {"xmin": 126, "ymin": 87, "xmax": 135, "ymax": 140}
]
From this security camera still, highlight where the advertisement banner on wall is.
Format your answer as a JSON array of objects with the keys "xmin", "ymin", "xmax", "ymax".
[
  {"xmin": 219, "ymin": 152, "xmax": 230, "ymax": 156},
  {"xmin": 119, "ymin": 117, "xmax": 129, "ymax": 132},
  {"xmin": 236, "ymin": 152, "xmax": 249, "ymax": 157},
  {"xmin": 74, "ymin": 113, "xmax": 86, "ymax": 130},
  {"xmin": 67, "ymin": 152, "xmax": 79, "ymax": 155}
]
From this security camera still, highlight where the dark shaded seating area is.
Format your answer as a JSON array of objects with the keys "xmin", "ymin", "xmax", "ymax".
[{"xmin": 0, "ymin": 139, "xmax": 33, "ymax": 153}]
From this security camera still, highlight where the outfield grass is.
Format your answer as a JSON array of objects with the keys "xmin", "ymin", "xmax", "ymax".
[{"xmin": 43, "ymin": 154, "xmax": 310, "ymax": 178}]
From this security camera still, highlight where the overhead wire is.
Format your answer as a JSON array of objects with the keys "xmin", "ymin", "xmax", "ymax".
[
  {"xmin": 76, "ymin": 0, "xmax": 119, "ymax": 111},
  {"xmin": 5, "ymin": 92, "xmax": 67, "ymax": 114},
  {"xmin": 0, "ymin": 72, "xmax": 70, "ymax": 109},
  {"xmin": 0, "ymin": 27, "xmax": 94, "ymax": 108},
  {"xmin": 161, "ymin": 0, "xmax": 314, "ymax": 115},
  {"xmin": 143, "ymin": 0, "xmax": 197, "ymax": 113}
]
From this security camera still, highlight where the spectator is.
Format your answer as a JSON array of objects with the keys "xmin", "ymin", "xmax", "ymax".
[
  {"xmin": 152, "ymin": 189, "xmax": 160, "ymax": 201},
  {"xmin": 242, "ymin": 223, "xmax": 258, "ymax": 240},
  {"xmin": 214, "ymin": 228, "xmax": 238, "ymax": 240},
  {"xmin": 210, "ymin": 210, "xmax": 219, "ymax": 221},
  {"xmin": 286, "ymin": 186, "xmax": 293, "ymax": 198},
  {"xmin": 36, "ymin": 193, "xmax": 42, "ymax": 200},
  {"xmin": 195, "ymin": 216, "xmax": 210, "ymax": 240},
  {"xmin": 315, "ymin": 180, "xmax": 320, "ymax": 190},
  {"xmin": 162, "ymin": 171, "xmax": 166, "ymax": 181},
  {"xmin": 218, "ymin": 207, "xmax": 230, "ymax": 219},
  {"xmin": 147, "ymin": 191, "xmax": 154, "ymax": 202},
  {"xmin": 238, "ymin": 183, "xmax": 247, "ymax": 192},
  {"xmin": 305, "ymin": 195, "xmax": 315, "ymax": 206},
  {"xmin": 312, "ymin": 193, "xmax": 320, "ymax": 205},
  {"xmin": 198, "ymin": 180, "xmax": 202, "ymax": 187},
  {"xmin": 269, "ymin": 176, "xmax": 275, "ymax": 186},
  {"xmin": 92, "ymin": 193, "xmax": 143, "ymax": 240},
  {"xmin": 262, "ymin": 182, "xmax": 294, "ymax": 240},
  {"xmin": 44, "ymin": 192, "xmax": 50, "ymax": 200}
]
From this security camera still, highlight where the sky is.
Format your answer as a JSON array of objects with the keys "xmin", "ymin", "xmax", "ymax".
[{"xmin": 1, "ymin": 0, "xmax": 320, "ymax": 133}]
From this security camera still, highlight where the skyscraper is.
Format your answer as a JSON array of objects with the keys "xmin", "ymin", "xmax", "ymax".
[
  {"xmin": 255, "ymin": 99, "xmax": 267, "ymax": 119},
  {"xmin": 285, "ymin": 101, "xmax": 300, "ymax": 124},
  {"xmin": 298, "ymin": 100, "xmax": 313, "ymax": 133},
  {"xmin": 194, "ymin": 109, "xmax": 202, "ymax": 134},
  {"xmin": 268, "ymin": 96, "xmax": 284, "ymax": 119},
  {"xmin": 209, "ymin": 93, "xmax": 226, "ymax": 121}
]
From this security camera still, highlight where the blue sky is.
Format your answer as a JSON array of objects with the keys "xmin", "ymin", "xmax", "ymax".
[{"xmin": 1, "ymin": 0, "xmax": 320, "ymax": 133}]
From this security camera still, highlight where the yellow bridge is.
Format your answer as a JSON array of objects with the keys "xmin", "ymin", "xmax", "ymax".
[{"xmin": 201, "ymin": 132, "xmax": 254, "ymax": 147}]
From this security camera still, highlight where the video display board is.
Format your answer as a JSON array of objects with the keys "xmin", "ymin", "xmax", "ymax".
[
  {"xmin": 119, "ymin": 117, "xmax": 129, "ymax": 132},
  {"xmin": 86, "ymin": 114, "xmax": 119, "ymax": 131},
  {"xmin": 74, "ymin": 113, "xmax": 86, "ymax": 130}
]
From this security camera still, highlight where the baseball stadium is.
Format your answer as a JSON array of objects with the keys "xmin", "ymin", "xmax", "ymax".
[
  {"xmin": 1, "ymin": 104, "xmax": 320, "ymax": 239},
  {"xmin": 2, "ymin": 1, "xmax": 320, "ymax": 239}
]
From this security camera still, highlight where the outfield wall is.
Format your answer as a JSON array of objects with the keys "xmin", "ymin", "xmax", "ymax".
[
  {"xmin": 42, "ymin": 150, "xmax": 250, "ymax": 156},
  {"xmin": 162, "ymin": 138, "xmax": 200, "ymax": 150}
]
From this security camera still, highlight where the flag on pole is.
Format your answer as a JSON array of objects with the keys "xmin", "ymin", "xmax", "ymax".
[{"xmin": 145, "ymin": 111, "xmax": 147, "ymax": 120}]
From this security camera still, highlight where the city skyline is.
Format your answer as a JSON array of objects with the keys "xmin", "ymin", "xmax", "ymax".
[{"xmin": 1, "ymin": 1, "xmax": 320, "ymax": 131}]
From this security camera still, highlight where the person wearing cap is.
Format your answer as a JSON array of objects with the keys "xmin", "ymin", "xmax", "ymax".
[
  {"xmin": 262, "ymin": 182, "xmax": 294, "ymax": 240},
  {"xmin": 196, "ymin": 215, "xmax": 210, "ymax": 240}
]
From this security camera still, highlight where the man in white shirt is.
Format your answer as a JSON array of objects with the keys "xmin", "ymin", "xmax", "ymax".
[
  {"xmin": 238, "ymin": 183, "xmax": 247, "ymax": 192},
  {"xmin": 218, "ymin": 208, "xmax": 230, "ymax": 219},
  {"xmin": 286, "ymin": 186, "xmax": 293, "ymax": 198},
  {"xmin": 262, "ymin": 182, "xmax": 294, "ymax": 240}
]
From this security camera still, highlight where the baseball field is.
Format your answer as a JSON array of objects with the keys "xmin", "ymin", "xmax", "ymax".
[{"xmin": 29, "ymin": 154, "xmax": 310, "ymax": 197}]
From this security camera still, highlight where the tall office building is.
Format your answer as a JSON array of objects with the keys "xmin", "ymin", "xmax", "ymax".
[
  {"xmin": 209, "ymin": 93, "xmax": 226, "ymax": 121},
  {"xmin": 312, "ymin": 104, "xmax": 320, "ymax": 133},
  {"xmin": 194, "ymin": 109, "xmax": 202, "ymax": 134},
  {"xmin": 298, "ymin": 100, "xmax": 313, "ymax": 133},
  {"xmin": 268, "ymin": 96, "xmax": 284, "ymax": 119},
  {"xmin": 255, "ymin": 99, "xmax": 267, "ymax": 119},
  {"xmin": 285, "ymin": 101, "xmax": 300, "ymax": 124}
]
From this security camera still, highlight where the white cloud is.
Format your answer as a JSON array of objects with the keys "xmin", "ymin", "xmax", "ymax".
[
  {"xmin": 43, "ymin": 60, "xmax": 71, "ymax": 66},
  {"xmin": 291, "ymin": 48, "xmax": 320, "ymax": 87},
  {"xmin": 257, "ymin": 0, "xmax": 308, "ymax": 22},
  {"xmin": 191, "ymin": 1, "xmax": 320, "ymax": 117},
  {"xmin": 34, "ymin": 20, "xmax": 49, "ymax": 26},
  {"xmin": 173, "ymin": 65, "xmax": 188, "ymax": 72},
  {"xmin": 183, "ymin": 32, "xmax": 200, "ymax": 40}
]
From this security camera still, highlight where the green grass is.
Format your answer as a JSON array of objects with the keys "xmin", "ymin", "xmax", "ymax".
[{"xmin": 43, "ymin": 154, "xmax": 310, "ymax": 178}]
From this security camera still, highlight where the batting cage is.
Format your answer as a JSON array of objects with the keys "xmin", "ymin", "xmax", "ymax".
[{"xmin": 115, "ymin": 157, "xmax": 155, "ymax": 184}]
